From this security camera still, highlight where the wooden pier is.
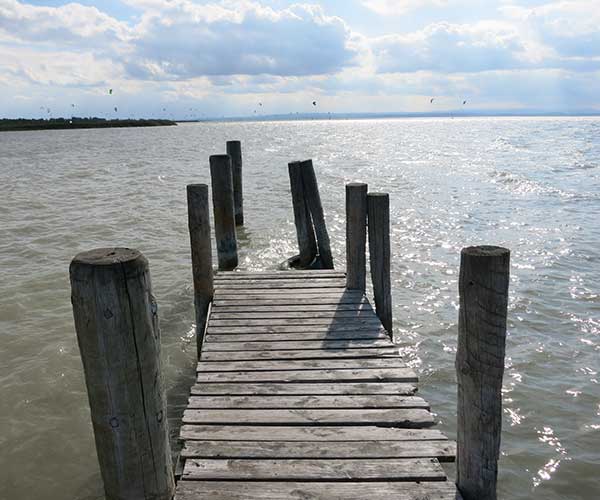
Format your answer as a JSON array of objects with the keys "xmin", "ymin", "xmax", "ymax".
[
  {"xmin": 174, "ymin": 269, "xmax": 460, "ymax": 499},
  {"xmin": 70, "ymin": 143, "xmax": 509, "ymax": 500}
]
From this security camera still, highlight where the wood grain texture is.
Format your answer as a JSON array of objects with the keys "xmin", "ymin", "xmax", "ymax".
[
  {"xmin": 346, "ymin": 183, "xmax": 368, "ymax": 291},
  {"xmin": 202, "ymin": 339, "xmax": 394, "ymax": 351},
  {"xmin": 182, "ymin": 408, "xmax": 433, "ymax": 427},
  {"xmin": 226, "ymin": 140, "xmax": 244, "ymax": 226},
  {"xmin": 189, "ymin": 382, "xmax": 418, "ymax": 396},
  {"xmin": 210, "ymin": 154, "xmax": 238, "ymax": 270},
  {"xmin": 179, "ymin": 425, "xmax": 446, "ymax": 441},
  {"xmin": 196, "ymin": 358, "xmax": 404, "ymax": 372},
  {"xmin": 200, "ymin": 347, "xmax": 398, "ymax": 361},
  {"xmin": 70, "ymin": 248, "xmax": 174, "ymax": 500},
  {"xmin": 175, "ymin": 481, "xmax": 461, "ymax": 500},
  {"xmin": 187, "ymin": 183, "xmax": 214, "ymax": 355},
  {"xmin": 180, "ymin": 440, "xmax": 455, "ymax": 461},
  {"xmin": 288, "ymin": 160, "xmax": 318, "ymax": 267},
  {"xmin": 367, "ymin": 192, "xmax": 393, "ymax": 334},
  {"xmin": 181, "ymin": 457, "xmax": 444, "ymax": 481},
  {"xmin": 186, "ymin": 395, "xmax": 428, "ymax": 409},
  {"xmin": 300, "ymin": 159, "xmax": 334, "ymax": 269},
  {"xmin": 456, "ymin": 246, "xmax": 510, "ymax": 500},
  {"xmin": 196, "ymin": 368, "xmax": 417, "ymax": 383}
]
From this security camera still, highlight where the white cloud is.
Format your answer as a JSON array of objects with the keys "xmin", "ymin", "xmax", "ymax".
[
  {"xmin": 125, "ymin": 1, "xmax": 357, "ymax": 78},
  {"xmin": 361, "ymin": 0, "xmax": 449, "ymax": 16},
  {"xmin": 372, "ymin": 21, "xmax": 532, "ymax": 73},
  {"xmin": 0, "ymin": 0, "xmax": 129, "ymax": 45}
]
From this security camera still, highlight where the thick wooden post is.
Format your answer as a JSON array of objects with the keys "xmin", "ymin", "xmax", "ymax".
[
  {"xmin": 367, "ymin": 192, "xmax": 392, "ymax": 333},
  {"xmin": 210, "ymin": 154, "xmax": 238, "ymax": 271},
  {"xmin": 69, "ymin": 248, "xmax": 174, "ymax": 500},
  {"xmin": 187, "ymin": 184, "xmax": 214, "ymax": 356},
  {"xmin": 299, "ymin": 159, "xmax": 334, "ymax": 269},
  {"xmin": 288, "ymin": 161, "xmax": 317, "ymax": 267},
  {"xmin": 226, "ymin": 140, "xmax": 244, "ymax": 226},
  {"xmin": 456, "ymin": 245, "xmax": 510, "ymax": 500},
  {"xmin": 346, "ymin": 182, "xmax": 368, "ymax": 290}
]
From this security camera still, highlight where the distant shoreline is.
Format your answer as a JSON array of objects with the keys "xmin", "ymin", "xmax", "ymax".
[{"xmin": 0, "ymin": 118, "xmax": 177, "ymax": 132}]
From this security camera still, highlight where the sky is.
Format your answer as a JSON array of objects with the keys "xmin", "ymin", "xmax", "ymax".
[{"xmin": 1, "ymin": 0, "xmax": 599, "ymax": 118}]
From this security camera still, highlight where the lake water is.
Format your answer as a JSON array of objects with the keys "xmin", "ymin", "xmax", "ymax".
[{"xmin": 0, "ymin": 117, "xmax": 599, "ymax": 499}]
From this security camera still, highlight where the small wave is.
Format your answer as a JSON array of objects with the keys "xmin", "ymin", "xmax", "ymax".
[{"xmin": 489, "ymin": 170, "xmax": 575, "ymax": 199}]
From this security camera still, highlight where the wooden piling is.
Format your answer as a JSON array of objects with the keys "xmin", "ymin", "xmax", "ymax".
[
  {"xmin": 187, "ymin": 184, "xmax": 214, "ymax": 356},
  {"xmin": 226, "ymin": 140, "xmax": 244, "ymax": 226},
  {"xmin": 456, "ymin": 245, "xmax": 510, "ymax": 500},
  {"xmin": 367, "ymin": 192, "xmax": 392, "ymax": 334},
  {"xmin": 69, "ymin": 248, "xmax": 174, "ymax": 500},
  {"xmin": 210, "ymin": 154, "xmax": 238, "ymax": 271},
  {"xmin": 288, "ymin": 161, "xmax": 317, "ymax": 267},
  {"xmin": 346, "ymin": 182, "xmax": 368, "ymax": 290},
  {"xmin": 299, "ymin": 159, "xmax": 334, "ymax": 269}
]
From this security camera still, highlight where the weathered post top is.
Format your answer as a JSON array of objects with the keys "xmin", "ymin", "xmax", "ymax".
[
  {"xmin": 367, "ymin": 192, "xmax": 393, "ymax": 335},
  {"xmin": 226, "ymin": 140, "xmax": 244, "ymax": 226},
  {"xmin": 210, "ymin": 154, "xmax": 238, "ymax": 271},
  {"xmin": 70, "ymin": 247, "xmax": 174, "ymax": 500},
  {"xmin": 346, "ymin": 182, "xmax": 368, "ymax": 291},
  {"xmin": 456, "ymin": 244, "xmax": 510, "ymax": 500},
  {"xmin": 187, "ymin": 184, "xmax": 214, "ymax": 355}
]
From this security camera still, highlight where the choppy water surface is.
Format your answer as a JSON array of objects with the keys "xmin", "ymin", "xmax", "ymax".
[{"xmin": 0, "ymin": 117, "xmax": 599, "ymax": 499}]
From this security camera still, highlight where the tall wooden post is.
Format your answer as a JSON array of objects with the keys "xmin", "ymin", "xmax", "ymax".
[
  {"xmin": 69, "ymin": 248, "xmax": 174, "ymax": 500},
  {"xmin": 367, "ymin": 192, "xmax": 392, "ymax": 334},
  {"xmin": 187, "ymin": 184, "xmax": 214, "ymax": 356},
  {"xmin": 299, "ymin": 159, "xmax": 334, "ymax": 269},
  {"xmin": 456, "ymin": 245, "xmax": 510, "ymax": 500},
  {"xmin": 346, "ymin": 182, "xmax": 368, "ymax": 290},
  {"xmin": 288, "ymin": 161, "xmax": 317, "ymax": 267},
  {"xmin": 210, "ymin": 154, "xmax": 238, "ymax": 271},
  {"xmin": 226, "ymin": 140, "xmax": 244, "ymax": 226}
]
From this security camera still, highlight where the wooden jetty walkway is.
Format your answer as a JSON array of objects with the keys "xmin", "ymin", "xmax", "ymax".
[
  {"xmin": 174, "ymin": 269, "xmax": 460, "ymax": 499},
  {"xmin": 70, "ymin": 144, "xmax": 509, "ymax": 500}
]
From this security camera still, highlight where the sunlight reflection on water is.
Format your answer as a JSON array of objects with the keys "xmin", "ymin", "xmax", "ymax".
[{"xmin": 0, "ymin": 117, "xmax": 599, "ymax": 499}]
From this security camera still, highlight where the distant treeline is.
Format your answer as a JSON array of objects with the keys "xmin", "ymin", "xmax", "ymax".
[{"xmin": 0, "ymin": 117, "xmax": 177, "ymax": 132}]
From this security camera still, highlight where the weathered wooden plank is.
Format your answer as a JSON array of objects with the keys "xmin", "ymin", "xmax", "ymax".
[
  {"xmin": 204, "ymin": 331, "xmax": 390, "ymax": 342},
  {"xmin": 214, "ymin": 281, "xmax": 346, "ymax": 289},
  {"xmin": 181, "ymin": 457, "xmax": 444, "ymax": 481},
  {"xmin": 214, "ymin": 270, "xmax": 344, "ymax": 278},
  {"xmin": 179, "ymin": 425, "xmax": 446, "ymax": 441},
  {"xmin": 203, "ymin": 340, "xmax": 394, "ymax": 351},
  {"xmin": 207, "ymin": 324, "xmax": 387, "ymax": 334},
  {"xmin": 197, "ymin": 368, "xmax": 417, "ymax": 383},
  {"xmin": 215, "ymin": 277, "xmax": 346, "ymax": 285},
  {"xmin": 182, "ymin": 408, "xmax": 434, "ymax": 427},
  {"xmin": 190, "ymin": 382, "xmax": 417, "ymax": 396},
  {"xmin": 187, "ymin": 395, "xmax": 428, "ymax": 409},
  {"xmin": 180, "ymin": 440, "xmax": 455, "ymax": 461},
  {"xmin": 175, "ymin": 480, "xmax": 461, "ymax": 500},
  {"xmin": 200, "ymin": 348, "xmax": 398, "ymax": 361},
  {"xmin": 211, "ymin": 303, "xmax": 373, "ymax": 313},
  {"xmin": 209, "ymin": 318, "xmax": 383, "ymax": 327},
  {"xmin": 210, "ymin": 310, "xmax": 377, "ymax": 320},
  {"xmin": 213, "ymin": 295, "xmax": 367, "ymax": 306},
  {"xmin": 215, "ymin": 289, "xmax": 354, "ymax": 297},
  {"xmin": 196, "ymin": 358, "xmax": 404, "ymax": 372}
]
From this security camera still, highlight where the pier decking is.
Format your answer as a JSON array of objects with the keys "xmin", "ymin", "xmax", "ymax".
[{"xmin": 175, "ymin": 269, "xmax": 460, "ymax": 499}]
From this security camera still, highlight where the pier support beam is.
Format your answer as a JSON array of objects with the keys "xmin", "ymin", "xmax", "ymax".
[
  {"xmin": 456, "ymin": 245, "xmax": 510, "ymax": 500},
  {"xmin": 346, "ymin": 182, "xmax": 368, "ymax": 291},
  {"xmin": 210, "ymin": 154, "xmax": 238, "ymax": 271},
  {"xmin": 299, "ymin": 159, "xmax": 334, "ymax": 269},
  {"xmin": 187, "ymin": 184, "xmax": 214, "ymax": 356},
  {"xmin": 69, "ymin": 248, "xmax": 174, "ymax": 500},
  {"xmin": 288, "ymin": 161, "xmax": 318, "ymax": 267},
  {"xmin": 367, "ymin": 192, "xmax": 393, "ymax": 334},
  {"xmin": 226, "ymin": 140, "xmax": 244, "ymax": 226}
]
